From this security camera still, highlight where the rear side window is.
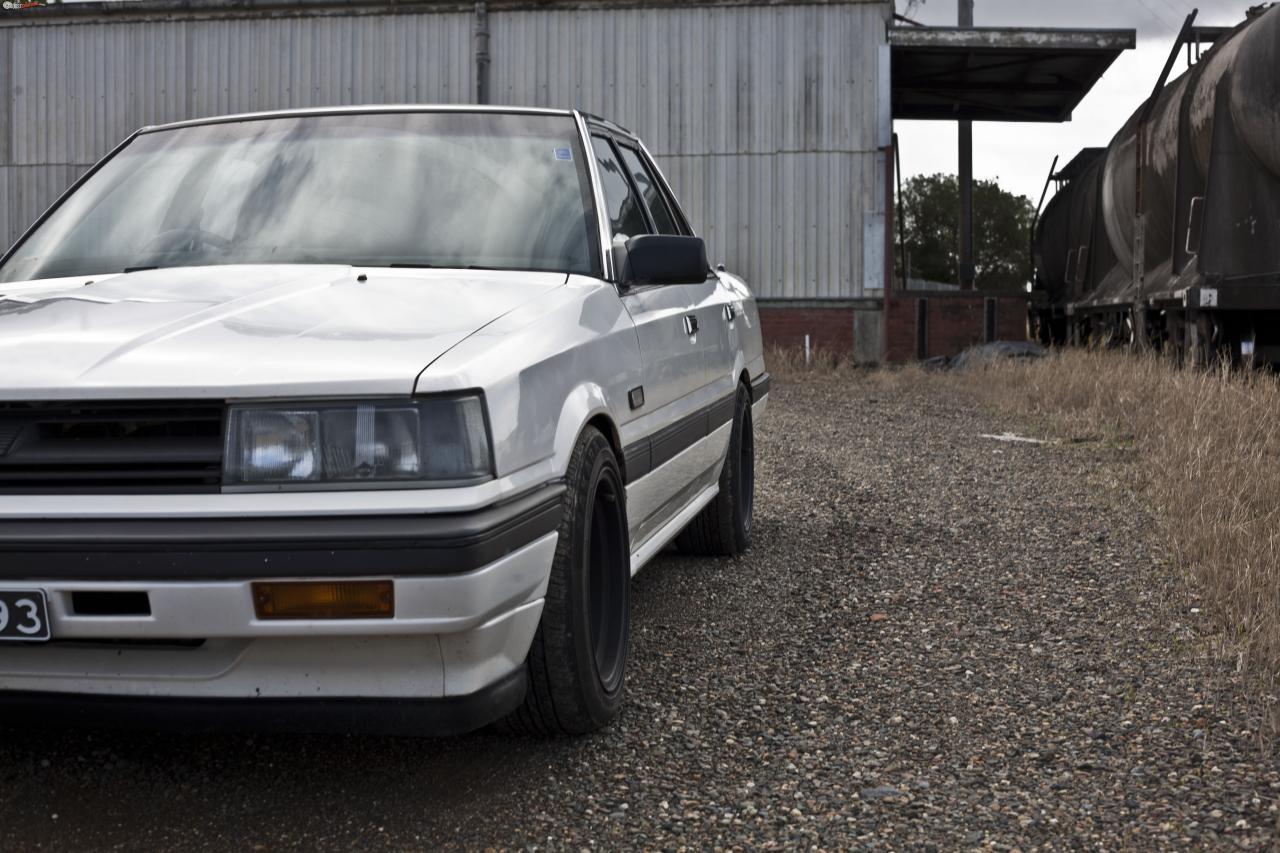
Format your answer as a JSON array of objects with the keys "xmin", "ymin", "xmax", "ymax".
[
  {"xmin": 591, "ymin": 136, "xmax": 649, "ymax": 240},
  {"xmin": 618, "ymin": 145, "xmax": 681, "ymax": 236}
]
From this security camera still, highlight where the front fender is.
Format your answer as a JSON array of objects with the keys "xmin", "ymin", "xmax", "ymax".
[
  {"xmin": 417, "ymin": 278, "xmax": 641, "ymax": 482},
  {"xmin": 551, "ymin": 383, "xmax": 619, "ymax": 476}
]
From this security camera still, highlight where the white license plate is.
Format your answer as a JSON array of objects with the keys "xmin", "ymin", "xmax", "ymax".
[{"xmin": 0, "ymin": 590, "xmax": 50, "ymax": 643}]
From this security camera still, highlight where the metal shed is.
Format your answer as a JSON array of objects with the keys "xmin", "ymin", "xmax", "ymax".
[{"xmin": 0, "ymin": 0, "xmax": 893, "ymax": 305}]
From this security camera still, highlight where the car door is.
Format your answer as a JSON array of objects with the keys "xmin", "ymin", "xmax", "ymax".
[
  {"xmin": 616, "ymin": 142, "xmax": 736, "ymax": 405},
  {"xmin": 590, "ymin": 134, "xmax": 701, "ymax": 544}
]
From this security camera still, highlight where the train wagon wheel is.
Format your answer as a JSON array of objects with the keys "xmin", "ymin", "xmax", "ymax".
[{"xmin": 1186, "ymin": 314, "xmax": 1223, "ymax": 369}]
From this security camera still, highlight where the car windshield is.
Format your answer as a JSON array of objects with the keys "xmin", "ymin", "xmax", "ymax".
[{"xmin": 0, "ymin": 111, "xmax": 600, "ymax": 283}]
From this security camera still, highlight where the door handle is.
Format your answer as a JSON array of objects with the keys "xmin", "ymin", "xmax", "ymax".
[
  {"xmin": 723, "ymin": 303, "xmax": 737, "ymax": 323},
  {"xmin": 683, "ymin": 314, "xmax": 699, "ymax": 337}
]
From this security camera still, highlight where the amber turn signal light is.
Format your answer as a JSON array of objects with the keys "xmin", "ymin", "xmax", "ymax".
[{"xmin": 252, "ymin": 580, "xmax": 394, "ymax": 620}]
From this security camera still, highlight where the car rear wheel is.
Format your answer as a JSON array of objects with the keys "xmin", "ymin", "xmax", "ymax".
[
  {"xmin": 677, "ymin": 382, "xmax": 754, "ymax": 556},
  {"xmin": 505, "ymin": 425, "xmax": 631, "ymax": 735}
]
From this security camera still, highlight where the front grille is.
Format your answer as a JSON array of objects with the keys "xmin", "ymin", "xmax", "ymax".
[{"xmin": 0, "ymin": 401, "xmax": 224, "ymax": 494}]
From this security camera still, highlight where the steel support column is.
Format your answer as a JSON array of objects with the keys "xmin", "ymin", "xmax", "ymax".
[{"xmin": 957, "ymin": 0, "xmax": 976, "ymax": 289}]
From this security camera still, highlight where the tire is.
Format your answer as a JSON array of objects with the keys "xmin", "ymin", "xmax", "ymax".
[
  {"xmin": 677, "ymin": 382, "xmax": 754, "ymax": 556},
  {"xmin": 505, "ymin": 426, "xmax": 631, "ymax": 735}
]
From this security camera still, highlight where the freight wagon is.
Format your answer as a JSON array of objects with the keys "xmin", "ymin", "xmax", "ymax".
[{"xmin": 1032, "ymin": 4, "xmax": 1280, "ymax": 364}]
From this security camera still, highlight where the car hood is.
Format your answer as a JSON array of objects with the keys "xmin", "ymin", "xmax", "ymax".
[{"xmin": 0, "ymin": 265, "xmax": 567, "ymax": 399}]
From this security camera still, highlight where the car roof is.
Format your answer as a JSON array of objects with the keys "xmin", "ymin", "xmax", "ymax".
[{"xmin": 139, "ymin": 104, "xmax": 583, "ymax": 134}]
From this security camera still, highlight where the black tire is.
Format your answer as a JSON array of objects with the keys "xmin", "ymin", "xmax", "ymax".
[
  {"xmin": 505, "ymin": 426, "xmax": 631, "ymax": 735},
  {"xmin": 677, "ymin": 382, "xmax": 755, "ymax": 556}
]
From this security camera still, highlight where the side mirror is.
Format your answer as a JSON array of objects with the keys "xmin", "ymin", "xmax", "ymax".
[{"xmin": 618, "ymin": 235, "xmax": 711, "ymax": 287}]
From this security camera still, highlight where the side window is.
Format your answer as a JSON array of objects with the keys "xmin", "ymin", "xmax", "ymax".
[
  {"xmin": 591, "ymin": 136, "xmax": 650, "ymax": 239},
  {"xmin": 618, "ymin": 144, "xmax": 681, "ymax": 236}
]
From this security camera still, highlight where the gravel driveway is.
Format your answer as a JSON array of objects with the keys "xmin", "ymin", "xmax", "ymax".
[{"xmin": 1, "ymin": 373, "xmax": 1276, "ymax": 851}]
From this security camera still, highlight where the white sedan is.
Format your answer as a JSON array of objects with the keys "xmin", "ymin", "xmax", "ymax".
[{"xmin": 0, "ymin": 106, "xmax": 768, "ymax": 735}]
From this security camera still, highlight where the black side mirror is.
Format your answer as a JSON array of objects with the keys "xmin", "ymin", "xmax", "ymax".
[{"xmin": 618, "ymin": 235, "xmax": 710, "ymax": 287}]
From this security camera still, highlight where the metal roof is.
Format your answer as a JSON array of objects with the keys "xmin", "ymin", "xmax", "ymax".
[
  {"xmin": 0, "ymin": 0, "xmax": 891, "ymax": 301},
  {"xmin": 889, "ymin": 26, "xmax": 1136, "ymax": 122}
]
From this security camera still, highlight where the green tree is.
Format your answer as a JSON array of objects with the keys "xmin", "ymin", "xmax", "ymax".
[{"xmin": 899, "ymin": 173, "xmax": 1035, "ymax": 293}]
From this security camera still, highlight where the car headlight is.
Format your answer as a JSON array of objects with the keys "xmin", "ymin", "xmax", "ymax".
[{"xmin": 224, "ymin": 396, "xmax": 492, "ymax": 489}]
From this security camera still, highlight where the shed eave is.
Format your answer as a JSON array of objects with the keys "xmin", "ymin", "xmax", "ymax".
[
  {"xmin": 890, "ymin": 25, "xmax": 1136, "ymax": 123},
  {"xmin": 888, "ymin": 26, "xmax": 1136, "ymax": 52}
]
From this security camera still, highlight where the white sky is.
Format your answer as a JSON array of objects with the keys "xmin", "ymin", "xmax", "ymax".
[{"xmin": 893, "ymin": 0, "xmax": 1255, "ymax": 207}]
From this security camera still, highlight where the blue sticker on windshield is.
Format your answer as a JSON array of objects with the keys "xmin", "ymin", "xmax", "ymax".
[{"xmin": 554, "ymin": 148, "xmax": 573, "ymax": 162}]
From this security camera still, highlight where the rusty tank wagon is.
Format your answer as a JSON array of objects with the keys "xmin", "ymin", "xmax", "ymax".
[{"xmin": 1032, "ymin": 4, "xmax": 1280, "ymax": 363}]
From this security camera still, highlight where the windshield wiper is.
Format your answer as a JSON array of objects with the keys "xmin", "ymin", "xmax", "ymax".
[
  {"xmin": 123, "ymin": 265, "xmax": 161, "ymax": 273},
  {"xmin": 467, "ymin": 264, "xmax": 573, "ymax": 275},
  {"xmin": 379, "ymin": 262, "xmax": 572, "ymax": 274}
]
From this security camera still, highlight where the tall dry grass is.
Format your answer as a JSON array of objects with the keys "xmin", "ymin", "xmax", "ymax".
[
  {"xmin": 765, "ymin": 344, "xmax": 852, "ymax": 376},
  {"xmin": 953, "ymin": 348, "xmax": 1280, "ymax": 723}
]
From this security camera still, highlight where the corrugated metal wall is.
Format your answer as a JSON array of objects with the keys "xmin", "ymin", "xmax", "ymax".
[{"xmin": 0, "ymin": 1, "xmax": 890, "ymax": 299}]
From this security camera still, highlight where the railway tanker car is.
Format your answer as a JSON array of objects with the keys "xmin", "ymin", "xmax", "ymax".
[{"xmin": 1032, "ymin": 4, "xmax": 1280, "ymax": 364}]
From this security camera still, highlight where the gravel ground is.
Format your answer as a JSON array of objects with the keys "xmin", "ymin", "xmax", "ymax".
[{"xmin": 1, "ymin": 372, "xmax": 1277, "ymax": 851}]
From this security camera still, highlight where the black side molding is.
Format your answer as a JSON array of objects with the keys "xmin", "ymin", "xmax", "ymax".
[
  {"xmin": 624, "ymin": 441, "xmax": 652, "ymax": 484},
  {"xmin": 706, "ymin": 393, "xmax": 736, "ymax": 433},
  {"xmin": 751, "ymin": 372, "xmax": 772, "ymax": 399},
  {"xmin": 648, "ymin": 411, "xmax": 708, "ymax": 475},
  {"xmin": 621, "ymin": 392, "xmax": 736, "ymax": 485}
]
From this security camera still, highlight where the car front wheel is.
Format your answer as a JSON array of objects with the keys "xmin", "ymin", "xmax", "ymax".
[{"xmin": 506, "ymin": 425, "xmax": 631, "ymax": 735}]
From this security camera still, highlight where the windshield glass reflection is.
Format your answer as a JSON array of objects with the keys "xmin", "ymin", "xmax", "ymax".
[{"xmin": 0, "ymin": 112, "xmax": 599, "ymax": 283}]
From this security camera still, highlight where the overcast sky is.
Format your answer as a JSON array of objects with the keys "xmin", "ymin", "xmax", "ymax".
[{"xmin": 893, "ymin": 0, "xmax": 1255, "ymax": 207}]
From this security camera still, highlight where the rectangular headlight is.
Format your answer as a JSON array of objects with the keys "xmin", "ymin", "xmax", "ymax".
[{"xmin": 224, "ymin": 396, "xmax": 492, "ymax": 488}]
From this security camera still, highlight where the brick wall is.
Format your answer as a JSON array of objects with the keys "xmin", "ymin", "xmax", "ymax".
[
  {"xmin": 884, "ymin": 292, "xmax": 1028, "ymax": 363},
  {"xmin": 758, "ymin": 295, "xmax": 1028, "ymax": 363},
  {"xmin": 758, "ymin": 306, "xmax": 856, "ymax": 355},
  {"xmin": 884, "ymin": 296, "xmax": 917, "ymax": 364}
]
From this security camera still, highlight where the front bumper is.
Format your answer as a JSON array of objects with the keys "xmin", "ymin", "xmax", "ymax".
[
  {"xmin": 0, "ymin": 667, "xmax": 530, "ymax": 737},
  {"xmin": 0, "ymin": 482, "xmax": 564, "ymax": 580},
  {"xmin": 0, "ymin": 484, "xmax": 563, "ymax": 728}
]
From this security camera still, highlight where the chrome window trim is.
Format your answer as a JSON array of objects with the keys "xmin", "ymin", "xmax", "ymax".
[
  {"xmin": 635, "ymin": 137, "xmax": 697, "ymax": 238},
  {"xmin": 590, "ymin": 133, "xmax": 659, "ymax": 237},
  {"xmin": 575, "ymin": 110, "xmax": 618, "ymax": 283},
  {"xmin": 141, "ymin": 104, "xmax": 576, "ymax": 135}
]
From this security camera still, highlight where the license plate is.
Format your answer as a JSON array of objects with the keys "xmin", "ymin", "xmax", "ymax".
[{"xmin": 0, "ymin": 590, "xmax": 50, "ymax": 643}]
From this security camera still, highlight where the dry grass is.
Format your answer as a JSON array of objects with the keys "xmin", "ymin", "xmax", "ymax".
[
  {"xmin": 766, "ymin": 345, "xmax": 931, "ymax": 394},
  {"xmin": 952, "ymin": 348, "xmax": 1280, "ymax": 726},
  {"xmin": 765, "ymin": 344, "xmax": 853, "ymax": 376}
]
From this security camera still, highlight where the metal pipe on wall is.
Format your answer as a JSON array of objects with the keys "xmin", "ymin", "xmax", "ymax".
[{"xmin": 474, "ymin": 1, "xmax": 491, "ymax": 105}]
